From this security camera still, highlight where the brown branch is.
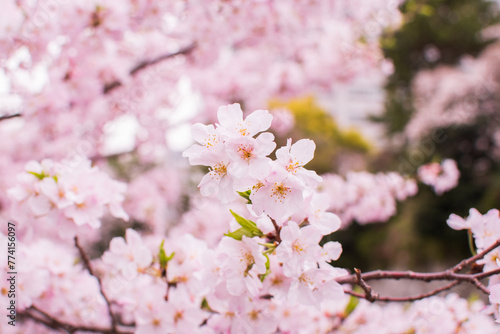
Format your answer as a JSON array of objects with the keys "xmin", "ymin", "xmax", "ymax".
[
  {"xmin": 471, "ymin": 278, "xmax": 490, "ymax": 294},
  {"xmin": 337, "ymin": 239, "xmax": 500, "ymax": 296},
  {"xmin": 163, "ymin": 267, "xmax": 175, "ymax": 302},
  {"xmin": 453, "ymin": 239, "xmax": 500, "ymax": 272},
  {"xmin": 344, "ymin": 289, "xmax": 367, "ymax": 299},
  {"xmin": 473, "ymin": 267, "xmax": 500, "ymax": 280},
  {"xmin": 20, "ymin": 306, "xmax": 134, "ymax": 334},
  {"xmin": 74, "ymin": 236, "xmax": 117, "ymax": 332},
  {"xmin": 354, "ymin": 268, "xmax": 378, "ymax": 302},
  {"xmin": 0, "ymin": 113, "xmax": 22, "ymax": 122},
  {"xmin": 22, "ymin": 306, "xmax": 71, "ymax": 333},
  {"xmin": 103, "ymin": 43, "xmax": 197, "ymax": 94},
  {"xmin": 337, "ymin": 268, "xmax": 499, "ymax": 288},
  {"xmin": 270, "ymin": 217, "xmax": 281, "ymax": 243},
  {"xmin": 344, "ymin": 281, "xmax": 460, "ymax": 303}
]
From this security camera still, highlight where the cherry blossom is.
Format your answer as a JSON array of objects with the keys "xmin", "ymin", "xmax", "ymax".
[
  {"xmin": 102, "ymin": 228, "xmax": 153, "ymax": 280},
  {"xmin": 287, "ymin": 265, "xmax": 345, "ymax": 308},
  {"xmin": 418, "ymin": 159, "xmax": 460, "ymax": 195},
  {"xmin": 8, "ymin": 158, "xmax": 128, "ymax": 230},
  {"xmin": 250, "ymin": 164, "xmax": 305, "ymax": 221},
  {"xmin": 275, "ymin": 138, "xmax": 322, "ymax": 187},
  {"xmin": 216, "ymin": 104, "xmax": 273, "ymax": 138},
  {"xmin": 276, "ymin": 222, "xmax": 323, "ymax": 277},
  {"xmin": 319, "ymin": 171, "xmax": 418, "ymax": 227},
  {"xmin": 225, "ymin": 133, "xmax": 275, "ymax": 179},
  {"xmin": 217, "ymin": 236, "xmax": 267, "ymax": 296}
]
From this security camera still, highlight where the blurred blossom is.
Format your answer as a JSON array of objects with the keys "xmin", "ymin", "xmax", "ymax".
[{"xmin": 270, "ymin": 108, "xmax": 295, "ymax": 135}]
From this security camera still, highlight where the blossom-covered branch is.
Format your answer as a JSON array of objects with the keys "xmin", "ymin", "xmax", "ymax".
[
  {"xmin": 74, "ymin": 236, "xmax": 117, "ymax": 332},
  {"xmin": 338, "ymin": 239, "xmax": 500, "ymax": 302},
  {"xmin": 5, "ymin": 104, "xmax": 500, "ymax": 333},
  {"xmin": 21, "ymin": 306, "xmax": 134, "ymax": 334},
  {"xmin": 103, "ymin": 43, "xmax": 197, "ymax": 94}
]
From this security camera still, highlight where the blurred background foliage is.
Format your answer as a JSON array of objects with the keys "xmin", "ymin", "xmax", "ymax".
[
  {"xmin": 273, "ymin": 0, "xmax": 500, "ymax": 273},
  {"xmin": 373, "ymin": 0, "xmax": 500, "ymax": 134}
]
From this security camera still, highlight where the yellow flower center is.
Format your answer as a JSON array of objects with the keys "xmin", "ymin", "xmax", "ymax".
[
  {"xmin": 271, "ymin": 183, "xmax": 290, "ymax": 203},
  {"xmin": 237, "ymin": 144, "xmax": 254, "ymax": 161},
  {"xmin": 292, "ymin": 240, "xmax": 305, "ymax": 254}
]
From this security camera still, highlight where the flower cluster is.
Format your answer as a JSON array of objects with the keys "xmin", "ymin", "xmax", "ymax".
[
  {"xmin": 182, "ymin": 104, "xmax": 345, "ymax": 312},
  {"xmin": 447, "ymin": 208, "xmax": 500, "ymax": 321},
  {"xmin": 339, "ymin": 294, "xmax": 498, "ymax": 333},
  {"xmin": 4, "ymin": 223, "xmax": 499, "ymax": 334},
  {"xmin": 8, "ymin": 158, "xmax": 128, "ymax": 232},
  {"xmin": 5, "ymin": 104, "xmax": 500, "ymax": 333},
  {"xmin": 418, "ymin": 159, "xmax": 460, "ymax": 195},
  {"xmin": 183, "ymin": 103, "xmax": 325, "ymax": 223},
  {"xmin": 319, "ymin": 171, "xmax": 418, "ymax": 227},
  {"xmin": 0, "ymin": 232, "xmax": 109, "ymax": 330}
]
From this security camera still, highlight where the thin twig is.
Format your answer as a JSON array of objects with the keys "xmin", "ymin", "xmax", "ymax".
[
  {"xmin": 337, "ymin": 268, "xmax": 498, "ymax": 286},
  {"xmin": 354, "ymin": 268, "xmax": 378, "ymax": 302},
  {"xmin": 270, "ymin": 217, "xmax": 281, "ymax": 243},
  {"xmin": 471, "ymin": 278, "xmax": 490, "ymax": 294},
  {"xmin": 23, "ymin": 307, "xmax": 71, "ymax": 333},
  {"xmin": 21, "ymin": 306, "xmax": 135, "ymax": 334},
  {"xmin": 74, "ymin": 236, "xmax": 117, "ymax": 332},
  {"xmin": 473, "ymin": 267, "xmax": 500, "ymax": 280},
  {"xmin": 344, "ymin": 280, "xmax": 460, "ymax": 302},
  {"xmin": 103, "ymin": 43, "xmax": 197, "ymax": 94},
  {"xmin": 344, "ymin": 290, "xmax": 367, "ymax": 299},
  {"xmin": 0, "ymin": 113, "xmax": 22, "ymax": 122},
  {"xmin": 337, "ymin": 239, "xmax": 500, "ymax": 297},
  {"xmin": 453, "ymin": 239, "xmax": 500, "ymax": 272}
]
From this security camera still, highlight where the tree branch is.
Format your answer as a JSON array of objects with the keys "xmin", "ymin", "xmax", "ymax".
[
  {"xmin": 20, "ymin": 305, "xmax": 134, "ymax": 334},
  {"xmin": 74, "ymin": 236, "xmax": 117, "ymax": 332},
  {"xmin": 354, "ymin": 268, "xmax": 378, "ymax": 302},
  {"xmin": 344, "ymin": 280, "xmax": 460, "ymax": 303},
  {"xmin": 453, "ymin": 239, "xmax": 500, "ymax": 272},
  {"xmin": 270, "ymin": 217, "xmax": 281, "ymax": 243},
  {"xmin": 337, "ymin": 239, "xmax": 500, "ymax": 296},
  {"xmin": 103, "ymin": 43, "xmax": 197, "ymax": 94},
  {"xmin": 1, "ymin": 43, "xmax": 197, "ymax": 120},
  {"xmin": 0, "ymin": 112, "xmax": 22, "ymax": 122}
]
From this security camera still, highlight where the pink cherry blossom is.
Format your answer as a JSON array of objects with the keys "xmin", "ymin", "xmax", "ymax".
[
  {"xmin": 102, "ymin": 228, "xmax": 153, "ymax": 280},
  {"xmin": 250, "ymin": 164, "xmax": 305, "ymax": 221},
  {"xmin": 275, "ymin": 138, "xmax": 322, "ymax": 187},
  {"xmin": 183, "ymin": 123, "xmax": 226, "ymax": 166},
  {"xmin": 276, "ymin": 222, "xmax": 323, "ymax": 277},
  {"xmin": 217, "ymin": 236, "xmax": 267, "ymax": 296},
  {"xmin": 292, "ymin": 193, "xmax": 342, "ymax": 235},
  {"xmin": 418, "ymin": 159, "xmax": 460, "ymax": 195},
  {"xmin": 225, "ymin": 133, "xmax": 275, "ymax": 179},
  {"xmin": 216, "ymin": 104, "xmax": 273, "ymax": 138},
  {"xmin": 287, "ymin": 265, "xmax": 345, "ymax": 308}
]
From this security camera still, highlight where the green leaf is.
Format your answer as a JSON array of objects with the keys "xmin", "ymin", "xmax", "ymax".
[
  {"xmin": 158, "ymin": 240, "xmax": 175, "ymax": 269},
  {"xmin": 224, "ymin": 210, "xmax": 264, "ymax": 240},
  {"xmin": 28, "ymin": 171, "xmax": 47, "ymax": 180},
  {"xmin": 230, "ymin": 210, "xmax": 263, "ymax": 236},
  {"xmin": 237, "ymin": 190, "xmax": 252, "ymax": 204},
  {"xmin": 224, "ymin": 228, "xmax": 254, "ymax": 241},
  {"xmin": 259, "ymin": 253, "xmax": 271, "ymax": 282}
]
